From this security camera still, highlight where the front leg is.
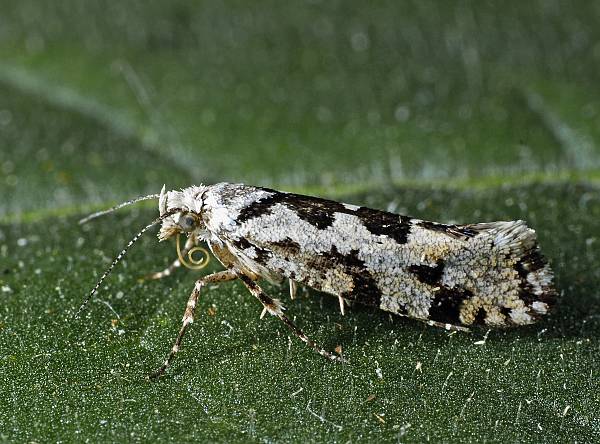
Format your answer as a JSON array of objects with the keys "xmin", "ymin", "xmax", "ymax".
[
  {"xmin": 236, "ymin": 272, "xmax": 343, "ymax": 363},
  {"xmin": 149, "ymin": 269, "xmax": 237, "ymax": 379}
]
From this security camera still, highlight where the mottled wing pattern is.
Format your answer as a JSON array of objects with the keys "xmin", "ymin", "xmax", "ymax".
[{"xmin": 202, "ymin": 183, "xmax": 556, "ymax": 328}]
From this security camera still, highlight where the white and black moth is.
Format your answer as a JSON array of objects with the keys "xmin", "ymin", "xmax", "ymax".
[{"xmin": 79, "ymin": 182, "xmax": 556, "ymax": 378}]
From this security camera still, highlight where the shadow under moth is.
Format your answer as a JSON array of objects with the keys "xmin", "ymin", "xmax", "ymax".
[{"xmin": 78, "ymin": 183, "xmax": 556, "ymax": 378}]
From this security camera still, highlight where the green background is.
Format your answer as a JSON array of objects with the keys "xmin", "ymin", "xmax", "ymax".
[{"xmin": 0, "ymin": 1, "xmax": 598, "ymax": 442}]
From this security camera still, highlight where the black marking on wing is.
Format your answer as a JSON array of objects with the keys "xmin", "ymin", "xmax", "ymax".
[
  {"xmin": 473, "ymin": 307, "xmax": 487, "ymax": 325},
  {"xmin": 417, "ymin": 221, "xmax": 478, "ymax": 239},
  {"xmin": 309, "ymin": 246, "xmax": 383, "ymax": 308},
  {"xmin": 428, "ymin": 287, "xmax": 473, "ymax": 324},
  {"xmin": 351, "ymin": 272, "xmax": 385, "ymax": 308},
  {"xmin": 269, "ymin": 237, "xmax": 302, "ymax": 256},
  {"xmin": 238, "ymin": 187, "xmax": 412, "ymax": 243},
  {"xmin": 236, "ymin": 193, "xmax": 280, "ymax": 224},
  {"xmin": 237, "ymin": 189, "xmax": 346, "ymax": 229},
  {"xmin": 514, "ymin": 248, "xmax": 556, "ymax": 306},
  {"xmin": 408, "ymin": 260, "xmax": 445, "ymax": 286},
  {"xmin": 500, "ymin": 306, "xmax": 513, "ymax": 319},
  {"xmin": 234, "ymin": 237, "xmax": 253, "ymax": 250},
  {"xmin": 515, "ymin": 249, "xmax": 547, "ymax": 277},
  {"xmin": 354, "ymin": 207, "xmax": 412, "ymax": 244},
  {"xmin": 232, "ymin": 237, "xmax": 273, "ymax": 264}
]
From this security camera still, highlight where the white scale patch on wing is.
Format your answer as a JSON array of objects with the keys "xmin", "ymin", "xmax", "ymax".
[
  {"xmin": 531, "ymin": 301, "xmax": 549, "ymax": 314},
  {"xmin": 509, "ymin": 306, "xmax": 532, "ymax": 324},
  {"xmin": 203, "ymin": 184, "xmax": 274, "ymax": 233}
]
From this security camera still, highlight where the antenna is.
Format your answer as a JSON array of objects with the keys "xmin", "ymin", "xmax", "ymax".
[
  {"xmin": 79, "ymin": 193, "xmax": 162, "ymax": 225},
  {"xmin": 74, "ymin": 208, "xmax": 182, "ymax": 318}
]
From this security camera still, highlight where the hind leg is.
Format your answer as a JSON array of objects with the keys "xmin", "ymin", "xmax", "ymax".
[{"xmin": 236, "ymin": 273, "xmax": 343, "ymax": 362}]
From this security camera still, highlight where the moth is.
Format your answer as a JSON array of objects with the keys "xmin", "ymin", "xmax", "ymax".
[{"xmin": 79, "ymin": 182, "xmax": 556, "ymax": 378}]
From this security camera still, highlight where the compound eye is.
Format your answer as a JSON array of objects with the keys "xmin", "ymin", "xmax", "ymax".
[{"xmin": 179, "ymin": 214, "xmax": 197, "ymax": 232}]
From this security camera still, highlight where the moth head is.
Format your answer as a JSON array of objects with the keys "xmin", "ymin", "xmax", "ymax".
[
  {"xmin": 76, "ymin": 185, "xmax": 209, "ymax": 317},
  {"xmin": 158, "ymin": 185, "xmax": 207, "ymax": 241},
  {"xmin": 158, "ymin": 211, "xmax": 204, "ymax": 241}
]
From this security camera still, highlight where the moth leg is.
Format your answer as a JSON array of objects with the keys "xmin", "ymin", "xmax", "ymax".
[
  {"xmin": 149, "ymin": 269, "xmax": 238, "ymax": 379},
  {"xmin": 422, "ymin": 319, "xmax": 470, "ymax": 333},
  {"xmin": 289, "ymin": 279, "xmax": 297, "ymax": 300},
  {"xmin": 236, "ymin": 273, "xmax": 344, "ymax": 363},
  {"xmin": 143, "ymin": 236, "xmax": 195, "ymax": 281}
]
